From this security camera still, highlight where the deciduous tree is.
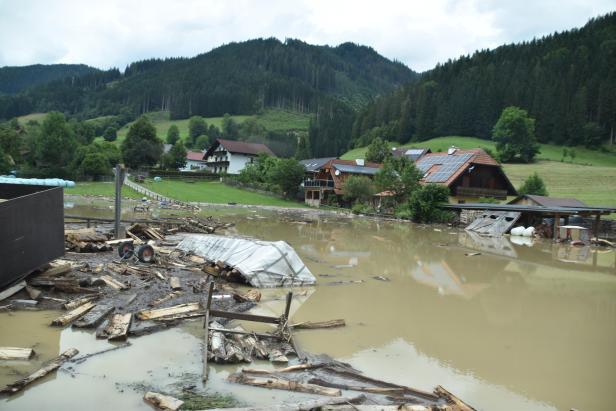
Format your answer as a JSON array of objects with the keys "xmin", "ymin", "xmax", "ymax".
[
  {"xmin": 492, "ymin": 106, "xmax": 539, "ymax": 163},
  {"xmin": 121, "ymin": 116, "xmax": 163, "ymax": 169}
]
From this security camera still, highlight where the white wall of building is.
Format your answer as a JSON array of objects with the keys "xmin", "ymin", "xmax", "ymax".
[
  {"xmin": 180, "ymin": 160, "xmax": 207, "ymax": 172},
  {"xmin": 227, "ymin": 153, "xmax": 253, "ymax": 174}
]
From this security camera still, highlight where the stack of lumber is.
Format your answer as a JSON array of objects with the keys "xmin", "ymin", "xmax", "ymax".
[
  {"xmin": 65, "ymin": 228, "xmax": 111, "ymax": 252},
  {"xmin": 202, "ymin": 261, "xmax": 245, "ymax": 283},
  {"xmin": 126, "ymin": 224, "xmax": 165, "ymax": 242}
]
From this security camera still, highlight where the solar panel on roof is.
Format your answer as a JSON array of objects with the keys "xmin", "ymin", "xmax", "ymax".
[
  {"xmin": 417, "ymin": 153, "xmax": 473, "ymax": 182},
  {"xmin": 333, "ymin": 164, "xmax": 380, "ymax": 175}
]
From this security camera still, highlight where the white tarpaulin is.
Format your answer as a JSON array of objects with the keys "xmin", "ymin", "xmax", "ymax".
[{"xmin": 177, "ymin": 234, "xmax": 316, "ymax": 288}]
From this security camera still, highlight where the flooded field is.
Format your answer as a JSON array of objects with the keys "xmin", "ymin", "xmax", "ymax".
[{"xmin": 1, "ymin": 198, "xmax": 615, "ymax": 410}]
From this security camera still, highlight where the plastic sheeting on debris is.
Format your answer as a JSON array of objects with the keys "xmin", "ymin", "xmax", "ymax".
[{"xmin": 177, "ymin": 234, "xmax": 316, "ymax": 288}]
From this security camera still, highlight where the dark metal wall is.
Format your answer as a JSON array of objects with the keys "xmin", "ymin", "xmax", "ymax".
[{"xmin": 0, "ymin": 184, "xmax": 64, "ymax": 288}]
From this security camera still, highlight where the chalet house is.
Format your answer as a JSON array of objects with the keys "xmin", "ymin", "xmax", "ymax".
[
  {"xmin": 391, "ymin": 147, "xmax": 431, "ymax": 162},
  {"xmin": 203, "ymin": 139, "xmax": 275, "ymax": 174},
  {"xmin": 415, "ymin": 148, "xmax": 516, "ymax": 202},
  {"xmin": 302, "ymin": 158, "xmax": 381, "ymax": 207},
  {"xmin": 180, "ymin": 151, "xmax": 208, "ymax": 171}
]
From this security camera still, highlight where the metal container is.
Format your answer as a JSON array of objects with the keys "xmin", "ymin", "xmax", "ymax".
[{"xmin": 0, "ymin": 184, "xmax": 64, "ymax": 289}]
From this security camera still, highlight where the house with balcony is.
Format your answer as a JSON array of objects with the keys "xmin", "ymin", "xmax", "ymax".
[
  {"xmin": 301, "ymin": 158, "xmax": 381, "ymax": 207},
  {"xmin": 415, "ymin": 147, "xmax": 516, "ymax": 202},
  {"xmin": 203, "ymin": 139, "xmax": 275, "ymax": 174}
]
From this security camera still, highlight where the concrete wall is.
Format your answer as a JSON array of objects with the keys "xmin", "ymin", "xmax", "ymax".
[{"xmin": 227, "ymin": 153, "xmax": 252, "ymax": 175}]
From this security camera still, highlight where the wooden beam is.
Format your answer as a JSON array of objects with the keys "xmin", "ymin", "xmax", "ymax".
[
  {"xmin": 73, "ymin": 305, "xmax": 114, "ymax": 328},
  {"xmin": 228, "ymin": 373, "xmax": 341, "ymax": 397},
  {"xmin": 136, "ymin": 303, "xmax": 201, "ymax": 321},
  {"xmin": 209, "ymin": 309, "xmax": 281, "ymax": 324},
  {"xmin": 0, "ymin": 348, "xmax": 78, "ymax": 394},
  {"xmin": 0, "ymin": 347, "xmax": 34, "ymax": 360},
  {"xmin": 51, "ymin": 302, "xmax": 96, "ymax": 326},
  {"xmin": 0, "ymin": 281, "xmax": 26, "ymax": 302},
  {"xmin": 103, "ymin": 313, "xmax": 132, "ymax": 341}
]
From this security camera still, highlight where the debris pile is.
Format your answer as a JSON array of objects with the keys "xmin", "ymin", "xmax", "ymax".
[{"xmin": 65, "ymin": 228, "xmax": 112, "ymax": 252}]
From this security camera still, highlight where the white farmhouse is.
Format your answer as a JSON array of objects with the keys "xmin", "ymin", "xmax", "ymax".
[
  {"xmin": 180, "ymin": 151, "xmax": 208, "ymax": 171},
  {"xmin": 203, "ymin": 139, "xmax": 275, "ymax": 174}
]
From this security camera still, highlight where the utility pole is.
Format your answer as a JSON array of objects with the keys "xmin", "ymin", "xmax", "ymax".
[{"xmin": 114, "ymin": 164, "xmax": 125, "ymax": 239}]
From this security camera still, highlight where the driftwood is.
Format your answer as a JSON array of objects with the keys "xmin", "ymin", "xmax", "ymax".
[
  {"xmin": 0, "ymin": 347, "xmax": 34, "ymax": 360},
  {"xmin": 309, "ymin": 378, "xmax": 410, "ymax": 395},
  {"xmin": 136, "ymin": 303, "xmax": 200, "ymax": 320},
  {"xmin": 64, "ymin": 295, "xmax": 98, "ymax": 310},
  {"xmin": 73, "ymin": 305, "xmax": 114, "ymax": 328},
  {"xmin": 0, "ymin": 348, "xmax": 78, "ymax": 394},
  {"xmin": 0, "ymin": 281, "xmax": 26, "ymax": 302},
  {"xmin": 143, "ymin": 391, "xmax": 184, "ymax": 410},
  {"xmin": 25, "ymin": 286, "xmax": 42, "ymax": 300},
  {"xmin": 71, "ymin": 342, "xmax": 131, "ymax": 364},
  {"xmin": 434, "ymin": 385, "xmax": 477, "ymax": 411},
  {"xmin": 203, "ymin": 395, "xmax": 366, "ymax": 411},
  {"xmin": 242, "ymin": 363, "xmax": 324, "ymax": 374},
  {"xmin": 326, "ymin": 280, "xmax": 364, "ymax": 286},
  {"xmin": 291, "ymin": 319, "xmax": 346, "ymax": 330},
  {"xmin": 102, "ymin": 313, "xmax": 132, "ymax": 341},
  {"xmin": 228, "ymin": 373, "xmax": 341, "ymax": 397},
  {"xmin": 149, "ymin": 291, "xmax": 183, "ymax": 307},
  {"xmin": 51, "ymin": 302, "xmax": 96, "ymax": 326}
]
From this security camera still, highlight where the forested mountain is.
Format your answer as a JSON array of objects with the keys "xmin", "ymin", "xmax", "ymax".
[
  {"xmin": 0, "ymin": 64, "xmax": 99, "ymax": 94},
  {"xmin": 0, "ymin": 39, "xmax": 416, "ymax": 122},
  {"xmin": 352, "ymin": 12, "xmax": 616, "ymax": 148}
]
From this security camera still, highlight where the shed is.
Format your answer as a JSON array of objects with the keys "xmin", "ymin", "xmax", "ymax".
[{"xmin": 508, "ymin": 195, "xmax": 587, "ymax": 208}]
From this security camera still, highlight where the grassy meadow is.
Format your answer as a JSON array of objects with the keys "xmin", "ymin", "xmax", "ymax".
[
  {"xmin": 139, "ymin": 179, "xmax": 305, "ymax": 207},
  {"xmin": 64, "ymin": 181, "xmax": 142, "ymax": 199}
]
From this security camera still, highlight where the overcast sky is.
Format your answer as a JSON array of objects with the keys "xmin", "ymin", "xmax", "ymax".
[{"xmin": 0, "ymin": 0, "xmax": 614, "ymax": 71}]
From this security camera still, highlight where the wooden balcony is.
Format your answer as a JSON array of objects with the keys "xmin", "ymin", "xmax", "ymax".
[{"xmin": 456, "ymin": 186, "xmax": 508, "ymax": 199}]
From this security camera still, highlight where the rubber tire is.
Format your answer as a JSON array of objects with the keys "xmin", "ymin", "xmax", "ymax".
[
  {"xmin": 117, "ymin": 242, "xmax": 134, "ymax": 258},
  {"xmin": 137, "ymin": 244, "xmax": 155, "ymax": 263}
]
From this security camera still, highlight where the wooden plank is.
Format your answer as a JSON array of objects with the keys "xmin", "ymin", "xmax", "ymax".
[
  {"xmin": 73, "ymin": 305, "xmax": 114, "ymax": 328},
  {"xmin": 143, "ymin": 391, "xmax": 184, "ymax": 411},
  {"xmin": 51, "ymin": 302, "xmax": 96, "ymax": 326},
  {"xmin": 168, "ymin": 276, "xmax": 182, "ymax": 290},
  {"xmin": 100, "ymin": 275, "xmax": 128, "ymax": 290},
  {"xmin": 0, "ymin": 281, "xmax": 27, "ymax": 302},
  {"xmin": 291, "ymin": 319, "xmax": 346, "ymax": 330},
  {"xmin": 63, "ymin": 295, "xmax": 98, "ymax": 310},
  {"xmin": 435, "ymin": 385, "xmax": 477, "ymax": 411},
  {"xmin": 39, "ymin": 263, "xmax": 72, "ymax": 277},
  {"xmin": 202, "ymin": 310, "xmax": 210, "ymax": 382},
  {"xmin": 228, "ymin": 373, "xmax": 341, "ymax": 396},
  {"xmin": 136, "ymin": 303, "xmax": 201, "ymax": 321},
  {"xmin": 0, "ymin": 348, "xmax": 78, "ymax": 394},
  {"xmin": 0, "ymin": 347, "xmax": 34, "ymax": 360},
  {"xmin": 149, "ymin": 291, "xmax": 182, "ymax": 307},
  {"xmin": 103, "ymin": 313, "xmax": 132, "ymax": 341},
  {"xmin": 25, "ymin": 286, "xmax": 42, "ymax": 300},
  {"xmin": 209, "ymin": 309, "xmax": 281, "ymax": 324}
]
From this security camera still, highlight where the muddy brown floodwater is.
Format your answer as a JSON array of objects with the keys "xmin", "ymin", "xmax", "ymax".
[{"xmin": 1, "ymin": 199, "xmax": 616, "ymax": 411}]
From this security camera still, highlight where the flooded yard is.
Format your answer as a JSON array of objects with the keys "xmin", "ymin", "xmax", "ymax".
[{"xmin": 2, "ymin": 198, "xmax": 615, "ymax": 410}]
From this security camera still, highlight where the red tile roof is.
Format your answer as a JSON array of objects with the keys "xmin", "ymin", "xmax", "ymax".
[{"xmin": 186, "ymin": 151, "xmax": 206, "ymax": 161}]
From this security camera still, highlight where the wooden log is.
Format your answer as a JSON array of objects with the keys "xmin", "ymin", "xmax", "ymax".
[
  {"xmin": 168, "ymin": 277, "xmax": 182, "ymax": 290},
  {"xmin": 434, "ymin": 385, "xmax": 477, "ymax": 411},
  {"xmin": 25, "ymin": 286, "xmax": 42, "ymax": 300},
  {"xmin": 63, "ymin": 295, "xmax": 98, "ymax": 310},
  {"xmin": 51, "ymin": 302, "xmax": 96, "ymax": 326},
  {"xmin": 153, "ymin": 311, "xmax": 205, "ymax": 322},
  {"xmin": 0, "ymin": 347, "xmax": 34, "ymax": 360},
  {"xmin": 100, "ymin": 275, "xmax": 128, "ymax": 290},
  {"xmin": 232, "ymin": 289, "xmax": 262, "ymax": 303},
  {"xmin": 309, "ymin": 377, "xmax": 409, "ymax": 395},
  {"xmin": 0, "ymin": 281, "xmax": 26, "ymax": 302},
  {"xmin": 0, "ymin": 348, "xmax": 78, "ymax": 394},
  {"xmin": 209, "ymin": 309, "xmax": 281, "ymax": 324},
  {"xmin": 200, "ymin": 395, "xmax": 365, "ymax": 411},
  {"xmin": 202, "ymin": 310, "xmax": 210, "ymax": 382},
  {"xmin": 143, "ymin": 391, "xmax": 184, "ymax": 411},
  {"xmin": 103, "ymin": 313, "xmax": 132, "ymax": 341},
  {"xmin": 228, "ymin": 373, "xmax": 341, "ymax": 396},
  {"xmin": 73, "ymin": 305, "xmax": 114, "ymax": 328},
  {"xmin": 136, "ymin": 303, "xmax": 200, "ymax": 320},
  {"xmin": 291, "ymin": 319, "xmax": 346, "ymax": 330}
]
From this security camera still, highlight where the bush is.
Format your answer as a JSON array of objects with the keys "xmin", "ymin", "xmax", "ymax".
[
  {"xmin": 103, "ymin": 126, "xmax": 117, "ymax": 142},
  {"xmin": 492, "ymin": 106, "xmax": 539, "ymax": 163},
  {"xmin": 342, "ymin": 175, "xmax": 375, "ymax": 203},
  {"xmin": 408, "ymin": 184, "xmax": 452, "ymax": 223},
  {"xmin": 518, "ymin": 172, "xmax": 548, "ymax": 196},
  {"xmin": 351, "ymin": 203, "xmax": 374, "ymax": 215}
]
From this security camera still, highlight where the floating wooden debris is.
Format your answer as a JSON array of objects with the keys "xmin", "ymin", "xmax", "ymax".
[
  {"xmin": 326, "ymin": 280, "xmax": 364, "ymax": 286},
  {"xmin": 0, "ymin": 347, "xmax": 34, "ymax": 360},
  {"xmin": 372, "ymin": 275, "xmax": 390, "ymax": 281},
  {"xmin": 25, "ymin": 286, "xmax": 42, "ymax": 300},
  {"xmin": 228, "ymin": 373, "xmax": 341, "ymax": 396},
  {"xmin": 0, "ymin": 348, "xmax": 78, "ymax": 394},
  {"xmin": 101, "ymin": 313, "xmax": 132, "ymax": 341},
  {"xmin": 291, "ymin": 319, "xmax": 346, "ymax": 330},
  {"xmin": 168, "ymin": 277, "xmax": 181, "ymax": 290},
  {"xmin": 73, "ymin": 305, "xmax": 114, "ymax": 328},
  {"xmin": 435, "ymin": 385, "xmax": 477, "ymax": 411},
  {"xmin": 51, "ymin": 302, "xmax": 96, "ymax": 326},
  {"xmin": 136, "ymin": 303, "xmax": 200, "ymax": 321},
  {"xmin": 143, "ymin": 391, "xmax": 184, "ymax": 411},
  {"xmin": 149, "ymin": 291, "xmax": 183, "ymax": 307}
]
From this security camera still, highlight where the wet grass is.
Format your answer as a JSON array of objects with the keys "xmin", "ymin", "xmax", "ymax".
[
  {"xmin": 179, "ymin": 392, "xmax": 237, "ymax": 410},
  {"xmin": 140, "ymin": 180, "xmax": 306, "ymax": 208},
  {"xmin": 64, "ymin": 181, "xmax": 142, "ymax": 199}
]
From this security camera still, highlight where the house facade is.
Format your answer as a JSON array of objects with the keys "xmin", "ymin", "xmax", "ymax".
[
  {"xmin": 180, "ymin": 151, "xmax": 208, "ymax": 171},
  {"xmin": 415, "ymin": 148, "xmax": 517, "ymax": 203},
  {"xmin": 302, "ymin": 158, "xmax": 381, "ymax": 207},
  {"xmin": 203, "ymin": 139, "xmax": 275, "ymax": 174}
]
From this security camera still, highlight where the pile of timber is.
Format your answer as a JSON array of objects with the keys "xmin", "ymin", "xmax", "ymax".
[
  {"xmin": 126, "ymin": 223, "xmax": 165, "ymax": 242},
  {"xmin": 202, "ymin": 261, "xmax": 245, "ymax": 284},
  {"xmin": 160, "ymin": 216, "xmax": 233, "ymax": 235},
  {"xmin": 65, "ymin": 228, "xmax": 112, "ymax": 252}
]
